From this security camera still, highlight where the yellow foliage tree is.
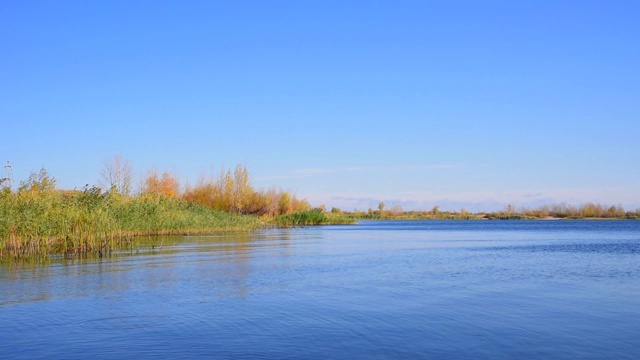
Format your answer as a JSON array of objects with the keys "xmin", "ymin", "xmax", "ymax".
[
  {"xmin": 180, "ymin": 165, "xmax": 308, "ymax": 216},
  {"xmin": 142, "ymin": 169, "xmax": 179, "ymax": 198}
]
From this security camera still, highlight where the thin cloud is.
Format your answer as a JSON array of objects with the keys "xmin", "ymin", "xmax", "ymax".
[
  {"xmin": 293, "ymin": 164, "xmax": 459, "ymax": 177},
  {"xmin": 307, "ymin": 184, "xmax": 640, "ymax": 212},
  {"xmin": 256, "ymin": 164, "xmax": 459, "ymax": 181}
]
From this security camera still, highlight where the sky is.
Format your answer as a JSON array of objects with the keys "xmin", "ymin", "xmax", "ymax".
[{"xmin": 1, "ymin": 1, "xmax": 639, "ymax": 212}]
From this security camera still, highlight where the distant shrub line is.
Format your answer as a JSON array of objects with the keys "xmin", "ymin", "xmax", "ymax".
[{"xmin": 334, "ymin": 202, "xmax": 640, "ymax": 221}]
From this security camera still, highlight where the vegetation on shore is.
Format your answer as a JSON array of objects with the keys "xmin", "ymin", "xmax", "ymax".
[
  {"xmin": 275, "ymin": 208, "xmax": 355, "ymax": 227},
  {"xmin": 331, "ymin": 202, "xmax": 640, "ymax": 221},
  {"xmin": 1, "ymin": 159, "xmax": 638, "ymax": 262},
  {"xmin": 0, "ymin": 163, "xmax": 343, "ymax": 262},
  {"xmin": 484, "ymin": 203, "xmax": 639, "ymax": 220},
  {"xmin": 0, "ymin": 173, "xmax": 259, "ymax": 261}
]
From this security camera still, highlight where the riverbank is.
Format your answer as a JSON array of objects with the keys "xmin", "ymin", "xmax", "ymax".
[
  {"xmin": 0, "ymin": 189, "xmax": 356, "ymax": 262},
  {"xmin": 1, "ymin": 165, "xmax": 344, "ymax": 262},
  {"xmin": 336, "ymin": 208, "xmax": 640, "ymax": 221},
  {"xmin": 1, "ymin": 166, "xmax": 636, "ymax": 261},
  {"xmin": 0, "ymin": 188, "xmax": 262, "ymax": 261}
]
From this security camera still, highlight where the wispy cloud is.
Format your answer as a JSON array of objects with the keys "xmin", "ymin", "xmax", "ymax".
[
  {"xmin": 295, "ymin": 164, "xmax": 458, "ymax": 176},
  {"xmin": 257, "ymin": 164, "xmax": 459, "ymax": 181},
  {"xmin": 303, "ymin": 184, "xmax": 640, "ymax": 212}
]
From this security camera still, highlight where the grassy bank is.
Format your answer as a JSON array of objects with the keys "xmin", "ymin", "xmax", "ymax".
[
  {"xmin": 0, "ymin": 187, "xmax": 261, "ymax": 261},
  {"xmin": 0, "ymin": 165, "xmax": 327, "ymax": 262},
  {"xmin": 274, "ymin": 208, "xmax": 356, "ymax": 227}
]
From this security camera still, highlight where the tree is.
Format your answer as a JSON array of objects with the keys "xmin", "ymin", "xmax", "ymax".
[
  {"xmin": 141, "ymin": 169, "xmax": 179, "ymax": 198},
  {"xmin": 263, "ymin": 187, "xmax": 281, "ymax": 216},
  {"xmin": 278, "ymin": 192, "xmax": 293, "ymax": 214},
  {"xmin": 100, "ymin": 154, "xmax": 133, "ymax": 196},
  {"xmin": 506, "ymin": 203, "xmax": 515, "ymax": 214}
]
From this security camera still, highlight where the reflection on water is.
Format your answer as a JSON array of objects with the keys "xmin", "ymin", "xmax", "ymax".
[{"xmin": 1, "ymin": 221, "xmax": 639, "ymax": 359}]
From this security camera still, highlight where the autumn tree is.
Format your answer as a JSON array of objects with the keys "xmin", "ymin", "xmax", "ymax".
[
  {"xmin": 142, "ymin": 169, "xmax": 179, "ymax": 198},
  {"xmin": 183, "ymin": 176, "xmax": 221, "ymax": 208},
  {"xmin": 291, "ymin": 195, "xmax": 311, "ymax": 212},
  {"xmin": 100, "ymin": 154, "xmax": 133, "ymax": 196},
  {"xmin": 262, "ymin": 187, "xmax": 281, "ymax": 216},
  {"xmin": 278, "ymin": 192, "xmax": 293, "ymax": 214},
  {"xmin": 181, "ymin": 164, "xmax": 308, "ymax": 216},
  {"xmin": 233, "ymin": 164, "xmax": 252, "ymax": 213}
]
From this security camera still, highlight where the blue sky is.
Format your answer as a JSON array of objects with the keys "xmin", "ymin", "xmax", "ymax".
[{"xmin": 1, "ymin": 1, "xmax": 639, "ymax": 211}]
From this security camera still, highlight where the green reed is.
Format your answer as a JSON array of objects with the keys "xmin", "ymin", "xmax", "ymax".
[
  {"xmin": 0, "ymin": 187, "xmax": 261, "ymax": 262},
  {"xmin": 274, "ymin": 208, "xmax": 355, "ymax": 227}
]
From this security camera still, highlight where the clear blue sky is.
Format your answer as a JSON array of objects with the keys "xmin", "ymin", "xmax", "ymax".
[{"xmin": 2, "ymin": 1, "xmax": 639, "ymax": 211}]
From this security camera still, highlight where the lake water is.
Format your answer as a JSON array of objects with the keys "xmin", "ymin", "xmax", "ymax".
[{"xmin": 1, "ymin": 220, "xmax": 639, "ymax": 359}]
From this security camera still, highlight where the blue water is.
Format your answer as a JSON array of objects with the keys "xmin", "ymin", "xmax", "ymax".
[{"xmin": 1, "ymin": 220, "xmax": 639, "ymax": 359}]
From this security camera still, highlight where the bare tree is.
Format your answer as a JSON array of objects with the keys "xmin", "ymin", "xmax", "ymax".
[{"xmin": 100, "ymin": 154, "xmax": 134, "ymax": 196}]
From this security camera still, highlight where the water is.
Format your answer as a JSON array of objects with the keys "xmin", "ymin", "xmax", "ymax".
[{"xmin": 1, "ymin": 220, "xmax": 639, "ymax": 359}]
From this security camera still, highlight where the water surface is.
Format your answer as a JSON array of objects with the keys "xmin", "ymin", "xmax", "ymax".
[{"xmin": 1, "ymin": 220, "xmax": 639, "ymax": 359}]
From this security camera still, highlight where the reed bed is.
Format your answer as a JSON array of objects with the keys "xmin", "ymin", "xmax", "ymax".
[
  {"xmin": 274, "ymin": 208, "xmax": 356, "ymax": 227},
  {"xmin": 0, "ymin": 188, "xmax": 261, "ymax": 262}
]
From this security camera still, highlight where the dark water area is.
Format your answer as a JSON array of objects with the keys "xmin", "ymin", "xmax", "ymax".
[{"xmin": 1, "ymin": 220, "xmax": 639, "ymax": 359}]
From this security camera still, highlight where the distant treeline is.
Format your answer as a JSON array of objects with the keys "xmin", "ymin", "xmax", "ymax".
[
  {"xmin": 484, "ymin": 203, "xmax": 638, "ymax": 220},
  {"xmin": 329, "ymin": 202, "xmax": 640, "ymax": 220}
]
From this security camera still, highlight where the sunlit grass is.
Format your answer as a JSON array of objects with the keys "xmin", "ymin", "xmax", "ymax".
[
  {"xmin": 0, "ymin": 188, "xmax": 260, "ymax": 262},
  {"xmin": 274, "ymin": 208, "xmax": 355, "ymax": 227}
]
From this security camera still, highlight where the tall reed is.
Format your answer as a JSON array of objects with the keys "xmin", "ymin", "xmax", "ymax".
[
  {"xmin": 274, "ymin": 208, "xmax": 355, "ymax": 227},
  {"xmin": 0, "ymin": 186, "xmax": 260, "ymax": 262}
]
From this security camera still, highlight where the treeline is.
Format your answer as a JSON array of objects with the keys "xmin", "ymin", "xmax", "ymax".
[
  {"xmin": 97, "ymin": 156, "xmax": 311, "ymax": 216},
  {"xmin": 485, "ymin": 203, "xmax": 639, "ymax": 220},
  {"xmin": 332, "ymin": 203, "xmax": 480, "ymax": 220},
  {"xmin": 336, "ymin": 209, "xmax": 480, "ymax": 220},
  {"xmin": 330, "ymin": 202, "xmax": 640, "ymax": 220},
  {"xmin": 181, "ymin": 165, "xmax": 309, "ymax": 216}
]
